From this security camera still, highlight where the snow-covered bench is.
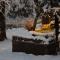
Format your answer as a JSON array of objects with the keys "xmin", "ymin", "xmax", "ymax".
[
  {"xmin": 12, "ymin": 28, "xmax": 57, "ymax": 55},
  {"xmin": 12, "ymin": 36, "xmax": 57, "ymax": 55}
]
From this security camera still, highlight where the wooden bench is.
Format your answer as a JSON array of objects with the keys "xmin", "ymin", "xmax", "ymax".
[{"xmin": 12, "ymin": 36, "xmax": 57, "ymax": 55}]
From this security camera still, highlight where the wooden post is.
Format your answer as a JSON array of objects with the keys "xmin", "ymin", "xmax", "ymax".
[{"xmin": 54, "ymin": 13, "xmax": 59, "ymax": 52}]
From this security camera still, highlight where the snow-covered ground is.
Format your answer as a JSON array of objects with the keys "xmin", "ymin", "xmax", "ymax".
[
  {"xmin": 0, "ymin": 28, "xmax": 60, "ymax": 60},
  {"xmin": 0, "ymin": 39, "xmax": 60, "ymax": 60}
]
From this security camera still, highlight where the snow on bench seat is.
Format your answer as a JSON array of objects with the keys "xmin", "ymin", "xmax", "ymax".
[{"xmin": 6, "ymin": 28, "xmax": 54, "ymax": 44}]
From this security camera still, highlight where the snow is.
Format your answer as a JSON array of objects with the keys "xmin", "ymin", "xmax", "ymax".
[
  {"xmin": 6, "ymin": 28, "xmax": 54, "ymax": 44},
  {"xmin": 42, "ymin": 4, "xmax": 48, "ymax": 12},
  {"xmin": 6, "ymin": 28, "xmax": 34, "ymax": 40},
  {"xmin": 43, "ymin": 3, "xmax": 48, "ymax": 9}
]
